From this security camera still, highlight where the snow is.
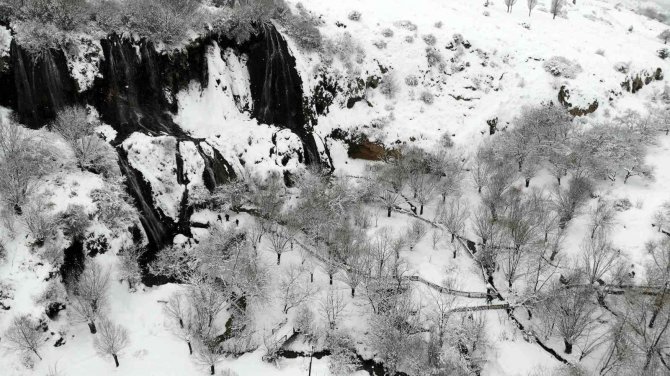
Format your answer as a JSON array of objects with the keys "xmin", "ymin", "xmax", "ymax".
[
  {"xmin": 123, "ymin": 133, "xmax": 184, "ymax": 221},
  {"xmin": 283, "ymin": 0, "xmax": 670, "ymax": 374},
  {"xmin": 66, "ymin": 35, "xmax": 102, "ymax": 92},
  {"xmin": 272, "ymin": 129, "xmax": 305, "ymax": 170},
  {"xmin": 1, "ymin": 269, "xmax": 332, "ymax": 376},
  {"xmin": 3, "ymin": 0, "xmax": 670, "ymax": 375},
  {"xmin": 175, "ymin": 41, "xmax": 253, "ymax": 133},
  {"xmin": 173, "ymin": 40, "xmax": 305, "ymax": 178},
  {"xmin": 0, "ymin": 25, "xmax": 11, "ymax": 58},
  {"xmin": 328, "ymin": 138, "xmax": 372, "ymax": 177},
  {"xmin": 293, "ymin": 0, "xmax": 669, "ymax": 156},
  {"xmin": 95, "ymin": 123, "xmax": 118, "ymax": 143},
  {"xmin": 598, "ymin": 135, "xmax": 670, "ymax": 265},
  {"xmin": 179, "ymin": 141, "xmax": 207, "ymax": 193},
  {"xmin": 485, "ymin": 335, "xmax": 559, "ymax": 376},
  {"xmin": 220, "ymin": 47, "xmax": 254, "ymax": 113}
]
